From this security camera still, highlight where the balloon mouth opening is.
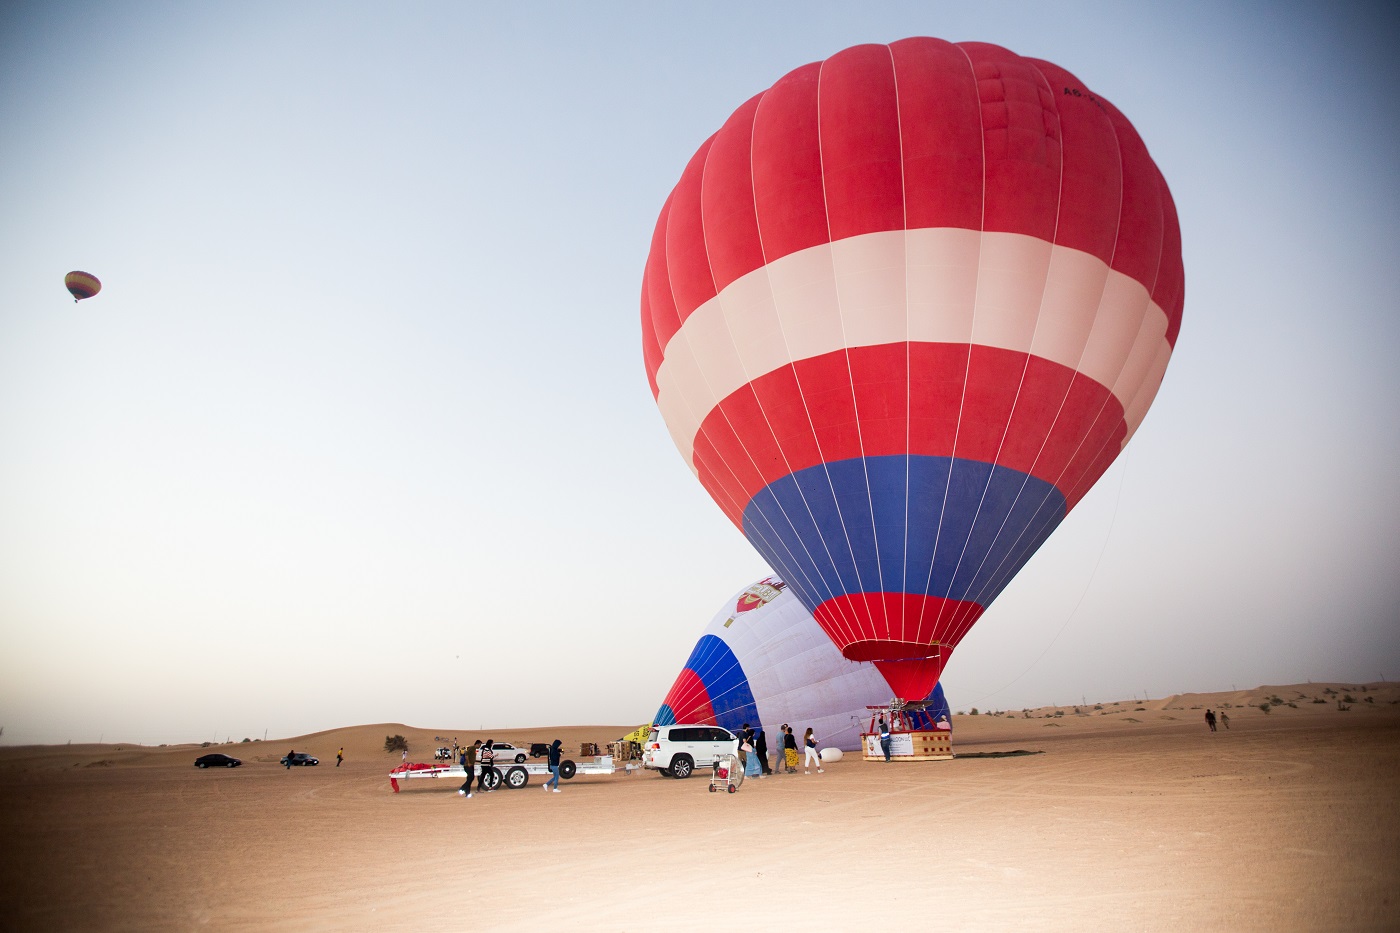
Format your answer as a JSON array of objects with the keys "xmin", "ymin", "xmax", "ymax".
[{"xmin": 841, "ymin": 640, "xmax": 941, "ymax": 663}]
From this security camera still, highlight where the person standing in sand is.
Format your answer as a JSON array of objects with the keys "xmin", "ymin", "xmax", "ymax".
[
  {"xmin": 802, "ymin": 727, "xmax": 823, "ymax": 774},
  {"xmin": 783, "ymin": 725, "xmax": 799, "ymax": 773},
  {"xmin": 754, "ymin": 726, "xmax": 770, "ymax": 777},
  {"xmin": 479, "ymin": 739, "xmax": 495, "ymax": 791},
  {"xmin": 285, "ymin": 749, "xmax": 294, "ymax": 770},
  {"xmin": 336, "ymin": 747, "xmax": 344, "ymax": 768},
  {"xmin": 458, "ymin": 741, "xmax": 477, "ymax": 797},
  {"xmin": 1205, "ymin": 709, "xmax": 1218, "ymax": 732},
  {"xmin": 741, "ymin": 732, "xmax": 761, "ymax": 779},
  {"xmin": 544, "ymin": 739, "xmax": 563, "ymax": 792},
  {"xmin": 879, "ymin": 717, "xmax": 892, "ymax": 762},
  {"xmin": 1221, "ymin": 711, "xmax": 1230, "ymax": 730}
]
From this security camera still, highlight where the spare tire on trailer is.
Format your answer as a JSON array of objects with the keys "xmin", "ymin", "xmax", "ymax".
[{"xmin": 559, "ymin": 759, "xmax": 577, "ymax": 780}]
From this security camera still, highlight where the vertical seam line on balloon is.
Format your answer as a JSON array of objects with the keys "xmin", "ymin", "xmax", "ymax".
[
  {"xmin": 1029, "ymin": 129, "xmax": 1174, "ymax": 523},
  {"xmin": 934, "ymin": 60, "xmax": 1066, "ymax": 648},
  {"xmin": 1115, "ymin": 165, "xmax": 1175, "ymax": 447},
  {"xmin": 942, "ymin": 64, "xmax": 1075, "ymax": 647},
  {"xmin": 815, "ymin": 53, "xmax": 887, "ymax": 642},
  {"xmin": 736, "ymin": 74, "xmax": 866, "ymax": 653},
  {"xmin": 915, "ymin": 41, "xmax": 985, "ymax": 655},
  {"xmin": 951, "ymin": 82, "xmax": 1131, "ymax": 645},
  {"xmin": 887, "ymin": 41, "xmax": 913, "ymax": 651},
  {"xmin": 696, "ymin": 84, "xmax": 864, "ymax": 650}
]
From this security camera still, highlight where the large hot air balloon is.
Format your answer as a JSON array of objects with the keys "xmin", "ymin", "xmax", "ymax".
[
  {"xmin": 656, "ymin": 576, "xmax": 951, "ymax": 750},
  {"xmin": 641, "ymin": 39, "xmax": 1183, "ymax": 702},
  {"xmin": 64, "ymin": 271, "xmax": 101, "ymax": 302}
]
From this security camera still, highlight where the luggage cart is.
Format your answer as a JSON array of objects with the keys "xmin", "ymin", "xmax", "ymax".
[{"xmin": 709, "ymin": 753, "xmax": 745, "ymax": 793}]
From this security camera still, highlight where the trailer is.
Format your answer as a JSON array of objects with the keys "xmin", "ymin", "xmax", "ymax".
[{"xmin": 388, "ymin": 755, "xmax": 616, "ymax": 792}]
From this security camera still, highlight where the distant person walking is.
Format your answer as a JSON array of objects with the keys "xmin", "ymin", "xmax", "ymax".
[
  {"xmin": 285, "ymin": 749, "xmax": 294, "ymax": 770},
  {"xmin": 336, "ymin": 747, "xmax": 344, "ymax": 768},
  {"xmin": 1205, "ymin": 709, "xmax": 1218, "ymax": 732},
  {"xmin": 782, "ymin": 725, "xmax": 799, "ymax": 774},
  {"xmin": 879, "ymin": 717, "xmax": 892, "ymax": 762},
  {"xmin": 479, "ymin": 739, "xmax": 496, "ymax": 791},
  {"xmin": 1220, "ymin": 711, "xmax": 1230, "ymax": 730},
  {"xmin": 458, "ymin": 741, "xmax": 478, "ymax": 797},
  {"xmin": 803, "ymin": 728, "xmax": 823, "ymax": 774},
  {"xmin": 754, "ymin": 727, "xmax": 771, "ymax": 777},
  {"xmin": 544, "ymin": 739, "xmax": 563, "ymax": 792}
]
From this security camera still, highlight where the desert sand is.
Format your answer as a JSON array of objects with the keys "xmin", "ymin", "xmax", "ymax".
[{"xmin": 1, "ymin": 682, "xmax": 1396, "ymax": 931}]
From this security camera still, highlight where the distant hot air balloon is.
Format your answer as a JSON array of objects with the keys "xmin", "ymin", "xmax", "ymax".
[
  {"xmin": 64, "ymin": 271, "xmax": 101, "ymax": 303},
  {"xmin": 641, "ymin": 39, "xmax": 1184, "ymax": 702},
  {"xmin": 656, "ymin": 576, "xmax": 951, "ymax": 750}
]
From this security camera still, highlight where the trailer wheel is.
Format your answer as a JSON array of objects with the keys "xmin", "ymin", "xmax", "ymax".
[
  {"xmin": 559, "ymin": 759, "xmax": 577, "ymax": 780},
  {"xmin": 505, "ymin": 766, "xmax": 528, "ymax": 789},
  {"xmin": 480, "ymin": 768, "xmax": 502, "ymax": 790}
]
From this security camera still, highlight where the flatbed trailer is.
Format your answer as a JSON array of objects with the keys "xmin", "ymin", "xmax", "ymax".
[{"xmin": 389, "ymin": 755, "xmax": 616, "ymax": 792}]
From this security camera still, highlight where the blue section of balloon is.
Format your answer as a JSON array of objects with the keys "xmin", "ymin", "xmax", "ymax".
[
  {"xmin": 659, "ymin": 634, "xmax": 759, "ymax": 732},
  {"xmin": 741, "ymin": 455, "xmax": 1067, "ymax": 613},
  {"xmin": 917, "ymin": 682, "xmax": 951, "ymax": 723}
]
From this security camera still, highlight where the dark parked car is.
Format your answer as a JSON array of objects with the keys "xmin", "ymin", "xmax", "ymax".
[
  {"xmin": 194, "ymin": 753, "xmax": 242, "ymax": 769},
  {"xmin": 280, "ymin": 752, "xmax": 319, "ymax": 767}
]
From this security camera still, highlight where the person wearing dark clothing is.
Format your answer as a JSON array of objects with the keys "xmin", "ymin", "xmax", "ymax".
[
  {"xmin": 336, "ymin": 747, "xmax": 344, "ymax": 767},
  {"xmin": 285, "ymin": 749, "xmax": 294, "ymax": 770},
  {"xmin": 754, "ymin": 727, "xmax": 771, "ymax": 776},
  {"xmin": 544, "ymin": 739, "xmax": 563, "ymax": 792},
  {"xmin": 458, "ymin": 740, "xmax": 478, "ymax": 797},
  {"xmin": 479, "ymin": 739, "xmax": 496, "ymax": 790},
  {"xmin": 738, "ymin": 724, "xmax": 754, "ymax": 770},
  {"xmin": 879, "ymin": 717, "xmax": 892, "ymax": 762},
  {"xmin": 1205, "ymin": 709, "xmax": 1218, "ymax": 732}
]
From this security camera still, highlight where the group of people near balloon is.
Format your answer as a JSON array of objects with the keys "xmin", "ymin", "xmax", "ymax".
[{"xmin": 735, "ymin": 723, "xmax": 825, "ymax": 778}]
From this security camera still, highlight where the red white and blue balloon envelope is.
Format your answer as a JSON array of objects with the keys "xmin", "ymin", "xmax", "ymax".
[
  {"xmin": 642, "ymin": 39, "xmax": 1184, "ymax": 701},
  {"xmin": 655, "ymin": 577, "xmax": 950, "ymax": 750}
]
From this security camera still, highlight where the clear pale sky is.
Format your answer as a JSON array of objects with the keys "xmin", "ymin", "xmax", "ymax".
[{"xmin": 2, "ymin": 2, "xmax": 1397, "ymax": 745}]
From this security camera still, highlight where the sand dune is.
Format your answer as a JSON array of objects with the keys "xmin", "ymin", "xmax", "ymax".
[{"xmin": 1, "ymin": 682, "xmax": 1396, "ymax": 931}]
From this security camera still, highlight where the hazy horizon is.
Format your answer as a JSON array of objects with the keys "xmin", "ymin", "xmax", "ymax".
[{"xmin": 3, "ymin": 2, "xmax": 1398, "ymax": 746}]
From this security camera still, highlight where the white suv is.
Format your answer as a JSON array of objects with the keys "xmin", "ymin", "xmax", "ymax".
[{"xmin": 642, "ymin": 724, "xmax": 739, "ymax": 779}]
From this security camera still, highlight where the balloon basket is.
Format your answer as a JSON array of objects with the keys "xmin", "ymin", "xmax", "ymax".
[
  {"xmin": 862, "ymin": 728, "xmax": 952, "ymax": 761},
  {"xmin": 863, "ymin": 702, "xmax": 954, "ymax": 761}
]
